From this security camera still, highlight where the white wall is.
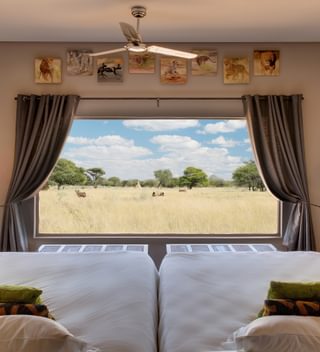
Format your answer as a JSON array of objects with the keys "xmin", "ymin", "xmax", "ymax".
[{"xmin": 0, "ymin": 42, "xmax": 319, "ymax": 247}]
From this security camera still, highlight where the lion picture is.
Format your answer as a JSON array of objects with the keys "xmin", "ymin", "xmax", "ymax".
[
  {"xmin": 35, "ymin": 57, "xmax": 62, "ymax": 84},
  {"xmin": 254, "ymin": 50, "xmax": 280, "ymax": 76}
]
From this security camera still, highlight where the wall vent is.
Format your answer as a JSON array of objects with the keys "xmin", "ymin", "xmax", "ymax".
[
  {"xmin": 38, "ymin": 244, "xmax": 148, "ymax": 253},
  {"xmin": 166, "ymin": 243, "xmax": 277, "ymax": 254}
]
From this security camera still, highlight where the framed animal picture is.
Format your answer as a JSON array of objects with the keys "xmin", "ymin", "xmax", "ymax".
[
  {"xmin": 128, "ymin": 52, "xmax": 156, "ymax": 74},
  {"xmin": 34, "ymin": 57, "xmax": 62, "ymax": 84},
  {"xmin": 254, "ymin": 50, "xmax": 280, "ymax": 76},
  {"xmin": 191, "ymin": 50, "xmax": 218, "ymax": 76},
  {"xmin": 66, "ymin": 50, "xmax": 93, "ymax": 76},
  {"xmin": 96, "ymin": 56, "xmax": 123, "ymax": 82},
  {"xmin": 160, "ymin": 57, "xmax": 187, "ymax": 85},
  {"xmin": 223, "ymin": 57, "xmax": 249, "ymax": 84}
]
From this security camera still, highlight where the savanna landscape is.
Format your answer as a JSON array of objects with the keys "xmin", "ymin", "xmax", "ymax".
[{"xmin": 39, "ymin": 186, "xmax": 278, "ymax": 234}]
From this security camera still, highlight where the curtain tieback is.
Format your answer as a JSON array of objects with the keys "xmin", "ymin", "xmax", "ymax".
[{"xmin": 299, "ymin": 200, "xmax": 320, "ymax": 208}]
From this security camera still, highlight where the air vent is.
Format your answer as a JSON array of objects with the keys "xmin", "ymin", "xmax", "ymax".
[
  {"xmin": 166, "ymin": 243, "xmax": 277, "ymax": 254},
  {"xmin": 38, "ymin": 244, "xmax": 148, "ymax": 253}
]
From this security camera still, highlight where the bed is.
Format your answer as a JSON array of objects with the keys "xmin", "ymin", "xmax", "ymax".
[
  {"xmin": 158, "ymin": 251, "xmax": 320, "ymax": 352},
  {"xmin": 0, "ymin": 251, "xmax": 158, "ymax": 352}
]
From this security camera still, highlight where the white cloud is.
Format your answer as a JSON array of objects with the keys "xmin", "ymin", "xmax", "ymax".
[
  {"xmin": 151, "ymin": 135, "xmax": 201, "ymax": 151},
  {"xmin": 123, "ymin": 119, "xmax": 199, "ymax": 131},
  {"xmin": 64, "ymin": 133, "xmax": 249, "ymax": 181},
  {"xmin": 64, "ymin": 144, "xmax": 151, "ymax": 161},
  {"xmin": 210, "ymin": 136, "xmax": 241, "ymax": 148},
  {"xmin": 244, "ymin": 138, "xmax": 251, "ymax": 144},
  {"xmin": 67, "ymin": 135, "xmax": 134, "ymax": 147},
  {"xmin": 67, "ymin": 136, "xmax": 92, "ymax": 145},
  {"xmin": 202, "ymin": 120, "xmax": 247, "ymax": 134}
]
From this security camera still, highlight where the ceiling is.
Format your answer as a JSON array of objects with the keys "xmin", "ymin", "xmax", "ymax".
[{"xmin": 1, "ymin": 0, "xmax": 320, "ymax": 43}]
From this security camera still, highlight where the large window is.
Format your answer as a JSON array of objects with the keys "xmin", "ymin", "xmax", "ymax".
[{"xmin": 38, "ymin": 118, "xmax": 278, "ymax": 235}]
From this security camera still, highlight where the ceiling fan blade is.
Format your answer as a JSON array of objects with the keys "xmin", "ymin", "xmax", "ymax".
[
  {"xmin": 120, "ymin": 22, "xmax": 142, "ymax": 44},
  {"xmin": 89, "ymin": 47, "xmax": 127, "ymax": 57},
  {"xmin": 147, "ymin": 45, "xmax": 197, "ymax": 59}
]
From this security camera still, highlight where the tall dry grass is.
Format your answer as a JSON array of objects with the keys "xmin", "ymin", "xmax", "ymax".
[{"xmin": 39, "ymin": 187, "xmax": 278, "ymax": 234}]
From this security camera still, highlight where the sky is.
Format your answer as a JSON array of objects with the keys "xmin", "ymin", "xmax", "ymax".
[{"xmin": 62, "ymin": 119, "xmax": 253, "ymax": 181}]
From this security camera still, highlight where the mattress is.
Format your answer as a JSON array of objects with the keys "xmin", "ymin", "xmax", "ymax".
[
  {"xmin": 159, "ymin": 251, "xmax": 320, "ymax": 352},
  {"xmin": 0, "ymin": 251, "xmax": 158, "ymax": 352}
]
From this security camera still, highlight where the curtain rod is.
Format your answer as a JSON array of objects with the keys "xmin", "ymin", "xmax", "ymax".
[
  {"xmin": 79, "ymin": 97, "xmax": 242, "ymax": 101},
  {"xmin": 15, "ymin": 95, "xmax": 304, "ymax": 101}
]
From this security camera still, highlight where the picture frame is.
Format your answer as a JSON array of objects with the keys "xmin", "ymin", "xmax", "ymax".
[
  {"xmin": 223, "ymin": 57, "xmax": 249, "ymax": 84},
  {"xmin": 128, "ymin": 52, "xmax": 156, "ymax": 74},
  {"xmin": 191, "ymin": 50, "xmax": 218, "ymax": 76},
  {"xmin": 253, "ymin": 50, "xmax": 280, "ymax": 76},
  {"xmin": 160, "ymin": 57, "xmax": 187, "ymax": 85},
  {"xmin": 66, "ymin": 50, "xmax": 93, "ymax": 76},
  {"xmin": 96, "ymin": 56, "xmax": 123, "ymax": 82},
  {"xmin": 34, "ymin": 57, "xmax": 62, "ymax": 84}
]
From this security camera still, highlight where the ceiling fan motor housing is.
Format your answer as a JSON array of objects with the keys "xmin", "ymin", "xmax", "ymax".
[{"xmin": 131, "ymin": 6, "xmax": 146, "ymax": 18}]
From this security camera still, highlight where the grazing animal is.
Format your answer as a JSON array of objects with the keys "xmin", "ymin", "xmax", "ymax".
[
  {"xmin": 75, "ymin": 189, "xmax": 86, "ymax": 198},
  {"xmin": 152, "ymin": 191, "xmax": 165, "ymax": 197},
  {"xmin": 196, "ymin": 55, "xmax": 216, "ymax": 66}
]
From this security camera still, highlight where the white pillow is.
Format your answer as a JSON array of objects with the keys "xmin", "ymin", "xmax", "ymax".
[
  {"xmin": 0, "ymin": 315, "xmax": 100, "ymax": 352},
  {"xmin": 233, "ymin": 316, "xmax": 320, "ymax": 352}
]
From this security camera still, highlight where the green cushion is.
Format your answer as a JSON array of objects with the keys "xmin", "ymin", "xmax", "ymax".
[
  {"xmin": 0, "ymin": 285, "xmax": 42, "ymax": 304},
  {"xmin": 268, "ymin": 281, "xmax": 320, "ymax": 300}
]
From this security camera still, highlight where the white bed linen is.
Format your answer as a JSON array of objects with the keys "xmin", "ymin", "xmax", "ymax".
[
  {"xmin": 0, "ymin": 251, "xmax": 158, "ymax": 352},
  {"xmin": 159, "ymin": 251, "xmax": 320, "ymax": 352}
]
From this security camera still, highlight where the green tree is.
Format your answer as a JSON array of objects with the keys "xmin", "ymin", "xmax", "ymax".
[
  {"xmin": 140, "ymin": 179, "xmax": 159, "ymax": 188},
  {"xmin": 232, "ymin": 160, "xmax": 265, "ymax": 191},
  {"xmin": 125, "ymin": 179, "xmax": 140, "ymax": 187},
  {"xmin": 209, "ymin": 174, "xmax": 226, "ymax": 187},
  {"xmin": 179, "ymin": 167, "xmax": 208, "ymax": 189},
  {"xmin": 86, "ymin": 167, "xmax": 106, "ymax": 187},
  {"xmin": 154, "ymin": 169, "xmax": 173, "ymax": 187},
  {"xmin": 49, "ymin": 159, "xmax": 87, "ymax": 188},
  {"xmin": 167, "ymin": 177, "xmax": 179, "ymax": 188},
  {"xmin": 106, "ymin": 176, "xmax": 121, "ymax": 187}
]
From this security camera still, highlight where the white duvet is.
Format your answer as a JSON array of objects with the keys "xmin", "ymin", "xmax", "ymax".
[
  {"xmin": 159, "ymin": 251, "xmax": 320, "ymax": 352},
  {"xmin": 0, "ymin": 251, "xmax": 158, "ymax": 352}
]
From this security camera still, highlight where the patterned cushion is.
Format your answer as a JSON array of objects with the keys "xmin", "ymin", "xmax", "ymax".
[
  {"xmin": 263, "ymin": 299, "xmax": 320, "ymax": 317},
  {"xmin": 0, "ymin": 303, "xmax": 50, "ymax": 318}
]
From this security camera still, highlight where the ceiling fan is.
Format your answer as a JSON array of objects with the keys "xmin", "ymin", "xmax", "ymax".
[{"xmin": 90, "ymin": 6, "xmax": 197, "ymax": 59}]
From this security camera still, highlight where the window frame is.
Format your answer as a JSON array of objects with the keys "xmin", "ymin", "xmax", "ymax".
[{"xmin": 25, "ymin": 114, "xmax": 286, "ymax": 266}]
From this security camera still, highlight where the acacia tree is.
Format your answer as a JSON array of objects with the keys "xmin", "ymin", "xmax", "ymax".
[
  {"xmin": 232, "ymin": 160, "xmax": 265, "ymax": 191},
  {"xmin": 49, "ymin": 159, "xmax": 87, "ymax": 188},
  {"xmin": 86, "ymin": 167, "xmax": 106, "ymax": 187},
  {"xmin": 179, "ymin": 167, "xmax": 208, "ymax": 189}
]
